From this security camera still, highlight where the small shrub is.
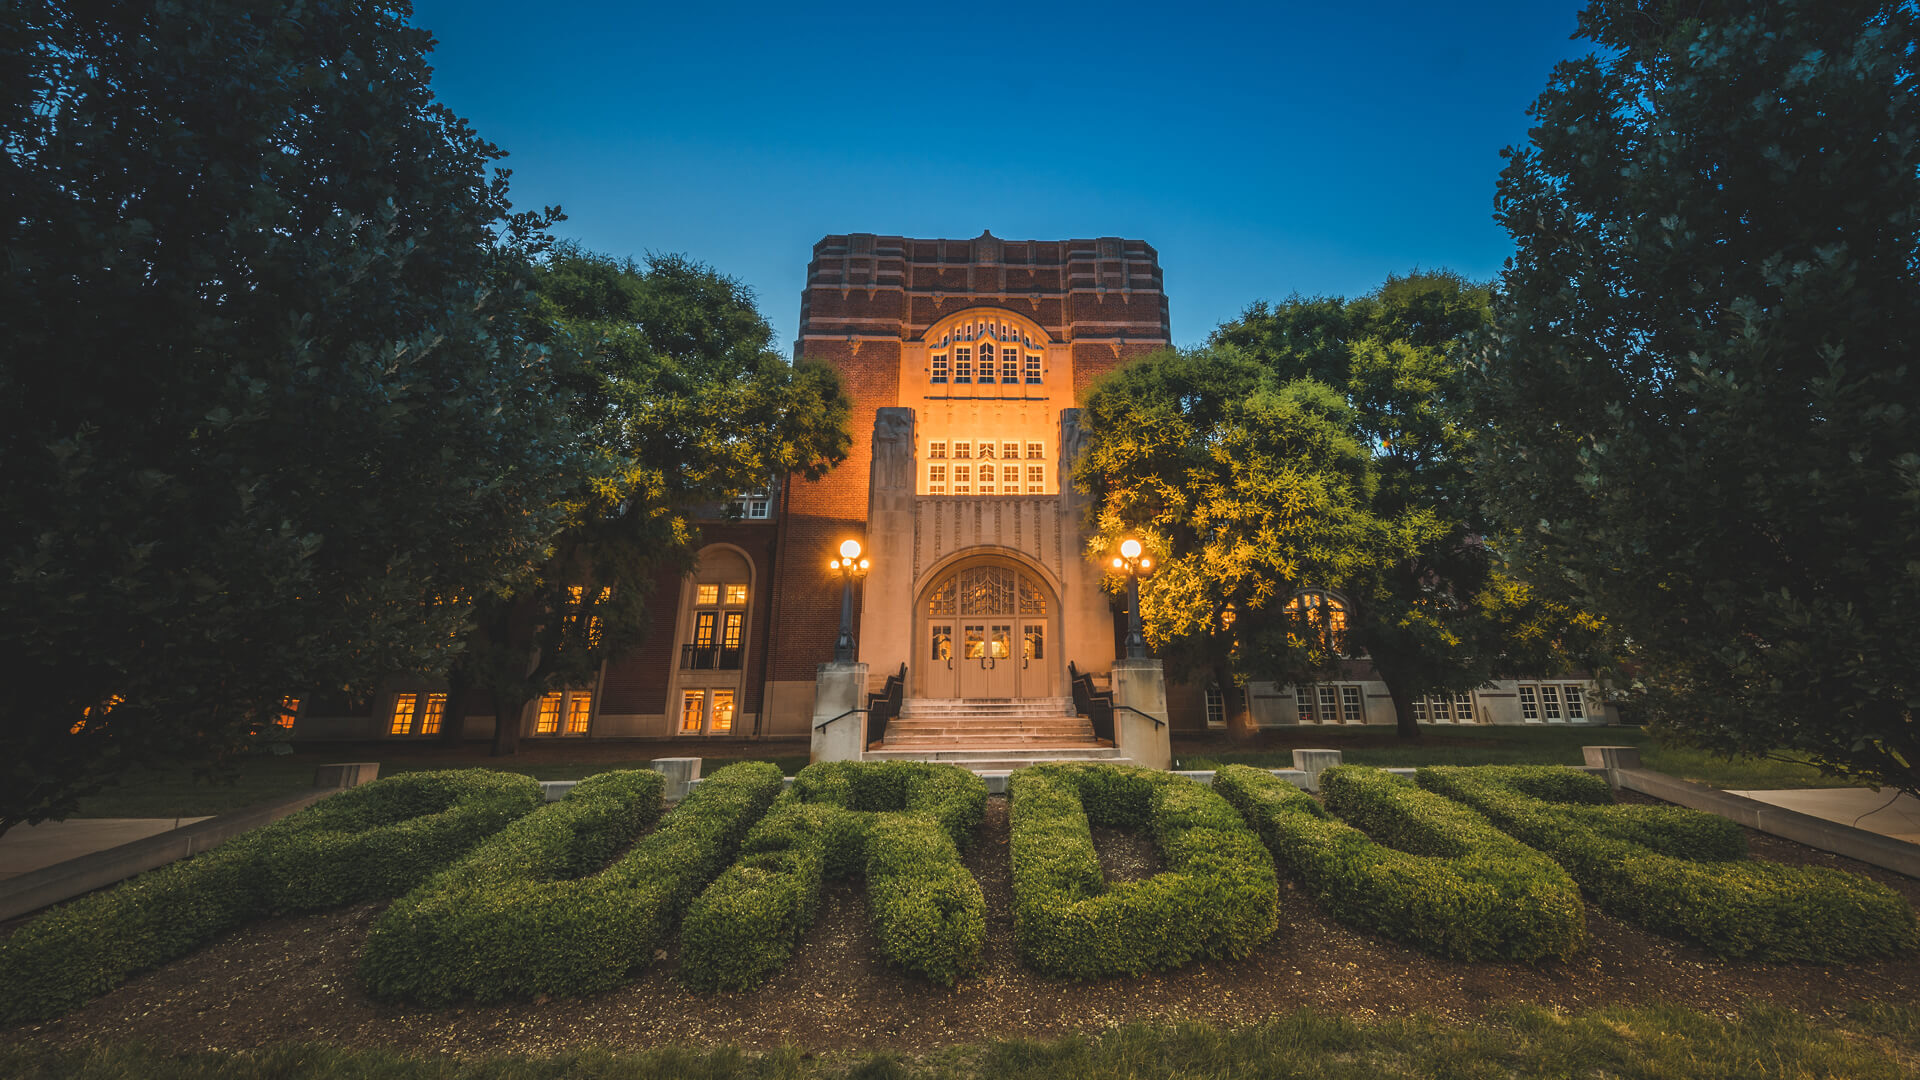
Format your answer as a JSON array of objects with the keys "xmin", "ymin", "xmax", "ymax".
[
  {"xmin": 1214, "ymin": 764, "xmax": 1587, "ymax": 962},
  {"xmin": 1008, "ymin": 763, "xmax": 1279, "ymax": 979},
  {"xmin": 678, "ymin": 761, "xmax": 986, "ymax": 991},
  {"xmin": 0, "ymin": 769, "xmax": 541, "ymax": 1024},
  {"xmin": 1417, "ymin": 765, "xmax": 1920, "ymax": 962},
  {"xmin": 360, "ymin": 764, "xmax": 788, "ymax": 1003}
]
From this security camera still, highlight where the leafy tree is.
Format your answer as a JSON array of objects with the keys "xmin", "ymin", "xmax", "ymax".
[
  {"xmin": 1475, "ymin": 0, "xmax": 1920, "ymax": 793},
  {"xmin": 455, "ymin": 246, "xmax": 852, "ymax": 754},
  {"xmin": 1217, "ymin": 274, "xmax": 1606, "ymax": 737},
  {"xmin": 0, "ymin": 2, "xmax": 591, "ymax": 833},
  {"xmin": 1077, "ymin": 347, "xmax": 1395, "ymax": 737}
]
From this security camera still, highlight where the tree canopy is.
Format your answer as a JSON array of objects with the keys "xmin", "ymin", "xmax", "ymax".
[
  {"xmin": 455, "ymin": 245, "xmax": 852, "ymax": 753},
  {"xmin": 1475, "ymin": 0, "xmax": 1920, "ymax": 793},
  {"xmin": 0, "ymin": 2, "xmax": 592, "ymax": 831}
]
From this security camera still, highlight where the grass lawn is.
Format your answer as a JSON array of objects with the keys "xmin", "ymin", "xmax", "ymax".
[
  {"xmin": 67, "ymin": 742, "xmax": 811, "ymax": 819},
  {"xmin": 1174, "ymin": 723, "xmax": 1870, "ymax": 791},
  {"xmin": 5, "ymin": 1003, "xmax": 1916, "ymax": 1079}
]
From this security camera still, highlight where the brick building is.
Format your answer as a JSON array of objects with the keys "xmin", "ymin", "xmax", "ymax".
[{"xmin": 297, "ymin": 232, "xmax": 1608, "ymax": 744}]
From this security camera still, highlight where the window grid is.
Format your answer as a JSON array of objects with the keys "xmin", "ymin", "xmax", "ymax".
[
  {"xmin": 929, "ymin": 463, "xmax": 947, "ymax": 493},
  {"xmin": 978, "ymin": 344, "xmax": 995, "ymax": 383},
  {"xmin": 931, "ymin": 353, "xmax": 948, "ymax": 383},
  {"xmin": 954, "ymin": 347, "xmax": 972, "ymax": 383},
  {"xmin": 420, "ymin": 692, "xmax": 446, "ymax": 735},
  {"xmin": 1340, "ymin": 685, "xmax": 1363, "ymax": 723},
  {"xmin": 1565, "ymin": 686, "xmax": 1586, "ymax": 719},
  {"xmin": 1025, "ymin": 353, "xmax": 1041, "ymax": 384},
  {"xmin": 1001, "ymin": 353, "xmax": 1020, "ymax": 382},
  {"xmin": 1205, "ymin": 687, "xmax": 1225, "ymax": 727},
  {"xmin": 928, "ymin": 441, "xmax": 947, "ymax": 459},
  {"xmin": 1319, "ymin": 685, "xmax": 1340, "ymax": 723},
  {"xmin": 389, "ymin": 696, "xmax": 417, "ymax": 736},
  {"xmin": 1026, "ymin": 442, "xmax": 1044, "ymax": 460},
  {"xmin": 709, "ymin": 690, "xmax": 735, "ymax": 733},
  {"xmin": 1540, "ymin": 685, "xmax": 1563, "ymax": 722},
  {"xmin": 1027, "ymin": 464, "xmax": 1044, "ymax": 487},
  {"xmin": 978, "ymin": 463, "xmax": 996, "ymax": 494},
  {"xmin": 953, "ymin": 464, "xmax": 971, "ymax": 493},
  {"xmin": 535, "ymin": 692, "xmax": 563, "ymax": 734},
  {"xmin": 1411, "ymin": 698, "xmax": 1428, "ymax": 721},
  {"xmin": 1294, "ymin": 684, "xmax": 1317, "ymax": 723},
  {"xmin": 1002, "ymin": 441, "xmax": 1020, "ymax": 460},
  {"xmin": 1518, "ymin": 685, "xmax": 1539, "ymax": 721},
  {"xmin": 954, "ymin": 441, "xmax": 971, "ymax": 459},
  {"xmin": 565, "ymin": 693, "xmax": 592, "ymax": 734}
]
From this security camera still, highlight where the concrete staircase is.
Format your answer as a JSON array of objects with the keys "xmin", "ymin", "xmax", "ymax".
[{"xmin": 865, "ymin": 698, "xmax": 1129, "ymax": 771}]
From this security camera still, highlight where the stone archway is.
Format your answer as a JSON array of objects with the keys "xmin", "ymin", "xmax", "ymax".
[{"xmin": 914, "ymin": 555, "xmax": 1058, "ymax": 700}]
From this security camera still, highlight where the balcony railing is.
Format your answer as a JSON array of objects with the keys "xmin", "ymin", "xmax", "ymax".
[{"xmin": 681, "ymin": 644, "xmax": 743, "ymax": 670}]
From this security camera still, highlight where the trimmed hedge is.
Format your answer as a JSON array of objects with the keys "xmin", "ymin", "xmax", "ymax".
[
  {"xmin": 360, "ymin": 762, "xmax": 784, "ymax": 1003},
  {"xmin": 1213, "ymin": 765, "xmax": 1587, "ymax": 962},
  {"xmin": 678, "ymin": 761, "xmax": 986, "ymax": 991},
  {"xmin": 0, "ymin": 769, "xmax": 540, "ymax": 1024},
  {"xmin": 1008, "ymin": 763, "xmax": 1278, "ymax": 979},
  {"xmin": 1418, "ymin": 765, "xmax": 1920, "ymax": 962}
]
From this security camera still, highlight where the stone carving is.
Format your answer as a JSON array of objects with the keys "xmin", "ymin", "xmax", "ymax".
[{"xmin": 872, "ymin": 408, "xmax": 914, "ymax": 491}]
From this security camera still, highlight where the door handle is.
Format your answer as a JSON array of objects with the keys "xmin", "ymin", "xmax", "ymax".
[{"xmin": 945, "ymin": 656, "xmax": 952, "ymax": 670}]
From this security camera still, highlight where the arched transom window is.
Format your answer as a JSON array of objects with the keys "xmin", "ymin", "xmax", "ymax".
[
  {"xmin": 1283, "ymin": 589, "xmax": 1348, "ymax": 653},
  {"xmin": 926, "ymin": 312, "xmax": 1047, "ymax": 388}
]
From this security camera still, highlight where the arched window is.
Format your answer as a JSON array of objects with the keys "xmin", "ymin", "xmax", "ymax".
[
  {"xmin": 978, "ymin": 343, "xmax": 995, "ymax": 383},
  {"xmin": 1283, "ymin": 589, "xmax": 1348, "ymax": 653}
]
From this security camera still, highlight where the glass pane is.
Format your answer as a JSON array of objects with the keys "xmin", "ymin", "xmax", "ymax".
[
  {"xmin": 1341, "ymin": 685, "xmax": 1362, "ymax": 722},
  {"xmin": 536, "ymin": 692, "xmax": 563, "ymax": 734},
  {"xmin": 1017, "ymin": 575, "xmax": 1046, "ymax": 615},
  {"xmin": 694, "ymin": 611, "xmax": 716, "ymax": 647},
  {"xmin": 1519, "ymin": 686, "xmax": 1539, "ymax": 720},
  {"xmin": 1023, "ymin": 624, "xmax": 1043, "ymax": 660},
  {"xmin": 421, "ymin": 693, "xmax": 446, "ymax": 735},
  {"xmin": 931, "ymin": 625, "xmax": 952, "ymax": 660},
  {"xmin": 565, "ymin": 693, "xmax": 592, "ymax": 734},
  {"xmin": 710, "ymin": 691, "xmax": 735, "ymax": 734},
  {"xmin": 1411, "ymin": 698, "xmax": 1428, "ymax": 721},
  {"xmin": 723, "ymin": 611, "xmax": 743, "ymax": 648},
  {"xmin": 389, "ymin": 695, "xmax": 416, "ymax": 736},
  {"xmin": 1430, "ymin": 695, "xmax": 1450, "ymax": 721},
  {"xmin": 959, "ymin": 566, "xmax": 1014, "ymax": 615},
  {"xmin": 1541, "ymin": 685, "xmax": 1562, "ymax": 720},
  {"xmin": 725, "ymin": 584, "xmax": 748, "ymax": 605},
  {"xmin": 696, "ymin": 584, "xmax": 719, "ymax": 605},
  {"xmin": 1565, "ymin": 686, "xmax": 1585, "ymax": 719},
  {"xmin": 1296, "ymin": 685, "xmax": 1316, "ymax": 723},
  {"xmin": 680, "ymin": 690, "xmax": 706, "ymax": 733},
  {"xmin": 927, "ymin": 577, "xmax": 956, "ymax": 616},
  {"xmin": 990, "ymin": 625, "xmax": 1011, "ymax": 659},
  {"xmin": 964, "ymin": 625, "xmax": 985, "ymax": 660}
]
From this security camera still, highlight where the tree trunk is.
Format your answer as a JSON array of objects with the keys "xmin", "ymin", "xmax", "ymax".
[
  {"xmin": 491, "ymin": 696, "xmax": 526, "ymax": 756},
  {"xmin": 1384, "ymin": 678, "xmax": 1423, "ymax": 742},
  {"xmin": 439, "ymin": 670, "xmax": 471, "ymax": 746},
  {"xmin": 1218, "ymin": 664, "xmax": 1258, "ymax": 743}
]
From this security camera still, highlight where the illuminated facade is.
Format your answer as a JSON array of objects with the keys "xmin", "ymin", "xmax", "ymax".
[{"xmin": 294, "ymin": 232, "xmax": 1608, "ymax": 742}]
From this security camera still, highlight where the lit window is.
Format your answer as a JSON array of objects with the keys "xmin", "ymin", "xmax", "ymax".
[
  {"xmin": 928, "ymin": 463, "xmax": 947, "ymax": 493},
  {"xmin": 978, "ymin": 463, "xmax": 996, "ymax": 494},
  {"xmin": 710, "ymin": 690, "xmax": 735, "ymax": 734},
  {"xmin": 680, "ymin": 690, "xmax": 706, "ymax": 733},
  {"xmin": 725, "ymin": 583, "xmax": 748, "ymax": 606},
  {"xmin": 420, "ymin": 693, "xmax": 446, "ymax": 735},
  {"xmin": 954, "ymin": 441, "xmax": 971, "ymax": 460},
  {"xmin": 1001, "ymin": 352, "xmax": 1019, "ymax": 382},
  {"xmin": 1519, "ymin": 685, "xmax": 1539, "ymax": 721},
  {"xmin": 694, "ymin": 611, "xmax": 716, "ymax": 647},
  {"xmin": 696, "ymin": 584, "xmax": 719, "ymax": 605},
  {"xmin": 389, "ymin": 695, "xmax": 417, "ymax": 736},
  {"xmin": 1027, "ymin": 464, "xmax": 1044, "ymax": 488},
  {"xmin": 1282, "ymin": 590, "xmax": 1348, "ymax": 653},
  {"xmin": 1025, "ymin": 353, "xmax": 1041, "ymax": 384},
  {"xmin": 954, "ymin": 347, "xmax": 972, "ymax": 383},
  {"xmin": 978, "ymin": 344, "xmax": 995, "ymax": 383},
  {"xmin": 978, "ymin": 441, "xmax": 995, "ymax": 459},
  {"xmin": 535, "ymin": 692, "xmax": 563, "ymax": 734},
  {"xmin": 953, "ymin": 464, "xmax": 971, "ymax": 493},
  {"xmin": 277, "ymin": 696, "xmax": 301, "ymax": 730},
  {"xmin": 1026, "ymin": 442, "xmax": 1044, "ymax": 460},
  {"xmin": 1205, "ymin": 687, "xmax": 1225, "ymax": 727},
  {"xmin": 565, "ymin": 693, "xmax": 592, "ymax": 734},
  {"xmin": 931, "ymin": 353, "xmax": 948, "ymax": 383},
  {"xmin": 1002, "ymin": 441, "xmax": 1020, "ymax": 460},
  {"xmin": 929, "ymin": 441, "xmax": 947, "ymax": 459}
]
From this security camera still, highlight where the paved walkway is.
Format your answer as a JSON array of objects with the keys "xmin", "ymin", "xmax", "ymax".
[
  {"xmin": 1725, "ymin": 788, "xmax": 1920, "ymax": 845},
  {"xmin": 0, "ymin": 817, "xmax": 211, "ymax": 880}
]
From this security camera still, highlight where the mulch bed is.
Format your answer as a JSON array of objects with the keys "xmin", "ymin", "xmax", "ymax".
[{"xmin": 7, "ymin": 793, "xmax": 1918, "ymax": 1056}]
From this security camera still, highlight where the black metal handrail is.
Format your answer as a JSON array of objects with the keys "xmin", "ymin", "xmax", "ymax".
[
  {"xmin": 864, "ymin": 663, "xmax": 906, "ymax": 747},
  {"xmin": 1069, "ymin": 661, "xmax": 1116, "ymax": 744},
  {"xmin": 681, "ymin": 644, "xmax": 743, "ymax": 670}
]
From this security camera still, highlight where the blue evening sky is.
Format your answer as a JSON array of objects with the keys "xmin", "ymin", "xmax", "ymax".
[{"xmin": 411, "ymin": 1, "xmax": 1594, "ymax": 350}]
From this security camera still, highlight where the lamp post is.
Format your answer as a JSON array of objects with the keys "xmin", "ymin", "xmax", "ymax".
[
  {"xmin": 830, "ymin": 538, "xmax": 870, "ymax": 663},
  {"xmin": 1111, "ymin": 537, "xmax": 1153, "ymax": 660}
]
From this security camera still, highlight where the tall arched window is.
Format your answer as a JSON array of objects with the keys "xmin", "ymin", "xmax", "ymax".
[{"xmin": 1282, "ymin": 589, "xmax": 1348, "ymax": 653}]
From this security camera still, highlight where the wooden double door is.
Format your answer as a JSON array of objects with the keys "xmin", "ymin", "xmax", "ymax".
[{"xmin": 921, "ymin": 564, "xmax": 1054, "ymax": 699}]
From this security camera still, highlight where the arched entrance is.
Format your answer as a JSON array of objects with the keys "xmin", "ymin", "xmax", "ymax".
[{"xmin": 916, "ymin": 558, "xmax": 1057, "ymax": 700}]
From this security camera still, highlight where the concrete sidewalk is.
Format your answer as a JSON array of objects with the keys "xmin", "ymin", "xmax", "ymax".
[
  {"xmin": 1725, "ymin": 788, "xmax": 1920, "ymax": 845},
  {"xmin": 0, "ymin": 817, "xmax": 211, "ymax": 881}
]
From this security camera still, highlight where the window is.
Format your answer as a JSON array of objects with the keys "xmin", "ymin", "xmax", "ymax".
[
  {"xmin": 1027, "ymin": 464, "xmax": 1044, "ymax": 491},
  {"xmin": 710, "ymin": 690, "xmax": 736, "ymax": 734},
  {"xmin": 1540, "ymin": 685, "xmax": 1563, "ymax": 722},
  {"xmin": 954, "ymin": 347, "xmax": 972, "ymax": 383},
  {"xmin": 685, "ymin": 578, "xmax": 747, "ymax": 670},
  {"xmin": 565, "ymin": 585, "xmax": 608, "ymax": 648},
  {"xmin": 565, "ymin": 693, "xmax": 592, "ymax": 734},
  {"xmin": 1282, "ymin": 590, "xmax": 1349, "ymax": 653},
  {"xmin": 1294, "ymin": 683, "xmax": 1365, "ymax": 724},
  {"xmin": 978, "ymin": 441, "xmax": 995, "ymax": 459},
  {"xmin": 1518, "ymin": 685, "xmax": 1539, "ymax": 721},
  {"xmin": 1026, "ymin": 442, "xmax": 1044, "ymax": 460},
  {"xmin": 1025, "ymin": 352, "xmax": 1041, "ymax": 384},
  {"xmin": 680, "ymin": 690, "xmax": 706, "ymax": 733},
  {"xmin": 928, "ymin": 463, "xmax": 947, "ymax": 493},
  {"xmin": 1205, "ymin": 686, "xmax": 1225, "ymax": 727},
  {"xmin": 276, "ymin": 696, "xmax": 301, "ymax": 730},
  {"xmin": 953, "ymin": 464, "xmax": 971, "ymax": 493},
  {"xmin": 731, "ymin": 492, "xmax": 771, "ymax": 519},
  {"xmin": 1319, "ymin": 685, "xmax": 1340, "ymax": 723},
  {"xmin": 977, "ymin": 463, "xmax": 996, "ymax": 494},
  {"xmin": 723, "ymin": 611, "xmax": 744, "ymax": 649},
  {"xmin": 977, "ymin": 344, "xmax": 995, "ymax": 382},
  {"xmin": 1429, "ymin": 694, "xmax": 1451, "ymax": 722},
  {"xmin": 1564, "ymin": 686, "xmax": 1586, "ymax": 720},
  {"xmin": 954, "ymin": 441, "xmax": 971, "ymax": 459},
  {"xmin": 1001, "ymin": 351, "xmax": 1019, "ymax": 382},
  {"xmin": 1341, "ymin": 685, "xmax": 1363, "ymax": 723},
  {"xmin": 1411, "ymin": 697, "xmax": 1428, "ymax": 722},
  {"xmin": 535, "ymin": 692, "xmax": 563, "ymax": 734},
  {"xmin": 1294, "ymin": 685, "xmax": 1316, "ymax": 723},
  {"xmin": 931, "ymin": 353, "xmax": 948, "ymax": 383},
  {"xmin": 420, "ymin": 693, "xmax": 446, "ymax": 735},
  {"xmin": 696, "ymin": 584, "xmax": 719, "ymax": 605},
  {"xmin": 929, "ymin": 441, "xmax": 947, "ymax": 459},
  {"xmin": 725, "ymin": 583, "xmax": 748, "ymax": 606},
  {"xmin": 388, "ymin": 691, "xmax": 449, "ymax": 736},
  {"xmin": 1518, "ymin": 683, "xmax": 1589, "ymax": 723},
  {"xmin": 389, "ymin": 695, "xmax": 416, "ymax": 736}
]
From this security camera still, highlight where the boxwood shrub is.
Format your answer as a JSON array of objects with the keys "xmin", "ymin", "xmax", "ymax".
[
  {"xmin": 1417, "ymin": 765, "xmax": 1920, "ymax": 962},
  {"xmin": 360, "ymin": 762, "xmax": 785, "ymax": 1004},
  {"xmin": 1213, "ymin": 764, "xmax": 1586, "ymax": 962},
  {"xmin": 677, "ymin": 761, "xmax": 986, "ymax": 991},
  {"xmin": 1008, "ymin": 763, "xmax": 1278, "ymax": 979},
  {"xmin": 0, "ymin": 769, "xmax": 541, "ymax": 1024}
]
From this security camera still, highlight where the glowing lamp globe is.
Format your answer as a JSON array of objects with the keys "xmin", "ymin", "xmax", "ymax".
[
  {"xmin": 1119, "ymin": 538, "xmax": 1143, "ymax": 560},
  {"xmin": 839, "ymin": 539, "xmax": 863, "ymax": 560}
]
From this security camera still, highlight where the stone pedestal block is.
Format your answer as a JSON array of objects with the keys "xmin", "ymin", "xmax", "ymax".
[
  {"xmin": 649, "ymin": 757, "xmax": 703, "ymax": 801},
  {"xmin": 1290, "ymin": 749, "xmax": 1343, "ymax": 793},
  {"xmin": 313, "ymin": 762, "xmax": 379, "ymax": 789},
  {"xmin": 809, "ymin": 661, "xmax": 869, "ymax": 763},
  {"xmin": 1110, "ymin": 658, "xmax": 1173, "ymax": 770},
  {"xmin": 1582, "ymin": 745, "xmax": 1643, "ymax": 785}
]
